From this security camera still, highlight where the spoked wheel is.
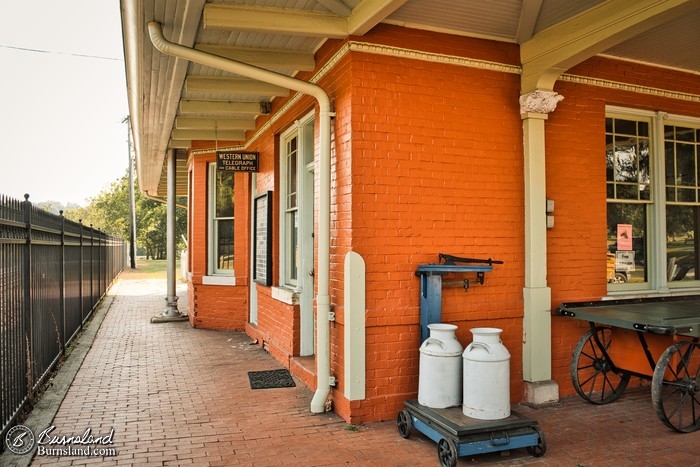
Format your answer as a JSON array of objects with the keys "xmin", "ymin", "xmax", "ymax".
[
  {"xmin": 396, "ymin": 410, "xmax": 413, "ymax": 439},
  {"xmin": 651, "ymin": 341, "xmax": 700, "ymax": 433},
  {"xmin": 437, "ymin": 438, "xmax": 458, "ymax": 467},
  {"xmin": 570, "ymin": 327, "xmax": 630, "ymax": 404},
  {"xmin": 526, "ymin": 426, "xmax": 547, "ymax": 457}
]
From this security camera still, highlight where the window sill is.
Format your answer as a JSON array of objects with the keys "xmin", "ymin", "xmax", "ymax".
[
  {"xmin": 271, "ymin": 286, "xmax": 300, "ymax": 305},
  {"xmin": 202, "ymin": 275, "xmax": 236, "ymax": 286}
]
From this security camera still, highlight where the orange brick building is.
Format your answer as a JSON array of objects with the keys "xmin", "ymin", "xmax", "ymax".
[{"xmin": 121, "ymin": 1, "xmax": 700, "ymax": 423}]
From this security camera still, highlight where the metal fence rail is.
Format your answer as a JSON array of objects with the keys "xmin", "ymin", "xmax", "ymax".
[{"xmin": 0, "ymin": 194, "xmax": 125, "ymax": 443}]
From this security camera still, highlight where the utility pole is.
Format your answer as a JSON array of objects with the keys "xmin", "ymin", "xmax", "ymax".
[{"xmin": 123, "ymin": 115, "xmax": 137, "ymax": 269}]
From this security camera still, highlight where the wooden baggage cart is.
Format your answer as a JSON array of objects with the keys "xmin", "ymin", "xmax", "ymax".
[{"xmin": 556, "ymin": 296, "xmax": 700, "ymax": 433}]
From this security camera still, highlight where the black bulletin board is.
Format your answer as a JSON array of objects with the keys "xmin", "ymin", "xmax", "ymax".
[{"xmin": 254, "ymin": 191, "xmax": 273, "ymax": 286}]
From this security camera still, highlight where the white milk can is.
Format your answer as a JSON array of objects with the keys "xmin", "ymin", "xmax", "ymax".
[
  {"xmin": 462, "ymin": 327, "xmax": 511, "ymax": 419},
  {"xmin": 418, "ymin": 323, "xmax": 463, "ymax": 408}
]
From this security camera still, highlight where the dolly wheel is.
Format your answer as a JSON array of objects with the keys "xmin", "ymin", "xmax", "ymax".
[
  {"xmin": 437, "ymin": 438, "xmax": 457, "ymax": 467},
  {"xmin": 526, "ymin": 426, "xmax": 547, "ymax": 457},
  {"xmin": 570, "ymin": 326, "xmax": 630, "ymax": 404},
  {"xmin": 396, "ymin": 410, "xmax": 412, "ymax": 438},
  {"xmin": 651, "ymin": 341, "xmax": 700, "ymax": 433}
]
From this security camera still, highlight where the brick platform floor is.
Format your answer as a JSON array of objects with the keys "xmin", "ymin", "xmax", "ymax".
[{"xmin": 29, "ymin": 272, "xmax": 699, "ymax": 466}]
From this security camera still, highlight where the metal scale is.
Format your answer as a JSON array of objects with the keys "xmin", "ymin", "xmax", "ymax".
[{"xmin": 398, "ymin": 254, "xmax": 546, "ymax": 466}]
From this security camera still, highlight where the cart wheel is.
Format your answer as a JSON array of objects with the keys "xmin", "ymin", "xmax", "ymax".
[
  {"xmin": 526, "ymin": 426, "xmax": 547, "ymax": 457},
  {"xmin": 437, "ymin": 438, "xmax": 458, "ymax": 467},
  {"xmin": 570, "ymin": 326, "xmax": 630, "ymax": 404},
  {"xmin": 651, "ymin": 341, "xmax": 700, "ymax": 433},
  {"xmin": 396, "ymin": 410, "xmax": 413, "ymax": 438}
]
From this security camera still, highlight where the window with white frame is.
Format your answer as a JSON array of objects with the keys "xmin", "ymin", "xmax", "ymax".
[
  {"xmin": 606, "ymin": 108, "xmax": 700, "ymax": 292},
  {"xmin": 284, "ymin": 133, "xmax": 300, "ymax": 286},
  {"xmin": 279, "ymin": 114, "xmax": 314, "ymax": 288},
  {"xmin": 606, "ymin": 114, "xmax": 651, "ymax": 288},
  {"xmin": 665, "ymin": 123, "xmax": 700, "ymax": 283},
  {"xmin": 208, "ymin": 163, "xmax": 234, "ymax": 275}
]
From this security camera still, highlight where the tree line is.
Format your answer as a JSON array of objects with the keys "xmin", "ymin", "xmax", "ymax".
[{"xmin": 38, "ymin": 170, "xmax": 186, "ymax": 260}]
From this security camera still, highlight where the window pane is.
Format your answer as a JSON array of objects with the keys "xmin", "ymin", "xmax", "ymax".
[
  {"xmin": 616, "ymin": 184, "xmax": 639, "ymax": 200},
  {"xmin": 676, "ymin": 127, "xmax": 696, "ymax": 142},
  {"xmin": 216, "ymin": 170, "xmax": 234, "ymax": 218},
  {"xmin": 615, "ymin": 119, "xmax": 638, "ymax": 136},
  {"xmin": 287, "ymin": 210, "xmax": 298, "ymax": 281},
  {"xmin": 678, "ymin": 188, "xmax": 696, "ymax": 203},
  {"xmin": 614, "ymin": 137, "xmax": 638, "ymax": 182},
  {"xmin": 667, "ymin": 205, "xmax": 696, "ymax": 282},
  {"xmin": 607, "ymin": 203, "xmax": 647, "ymax": 284},
  {"xmin": 639, "ymin": 184, "xmax": 650, "ymax": 201},
  {"xmin": 639, "ymin": 140, "xmax": 650, "ymax": 185},
  {"xmin": 217, "ymin": 219, "xmax": 234, "ymax": 270},
  {"xmin": 286, "ymin": 136, "xmax": 298, "ymax": 209},
  {"xmin": 637, "ymin": 121, "xmax": 649, "ymax": 137},
  {"xmin": 665, "ymin": 141, "xmax": 676, "ymax": 185},
  {"xmin": 676, "ymin": 143, "xmax": 696, "ymax": 187}
]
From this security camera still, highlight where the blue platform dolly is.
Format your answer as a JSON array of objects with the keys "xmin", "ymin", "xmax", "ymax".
[
  {"xmin": 403, "ymin": 254, "xmax": 546, "ymax": 466},
  {"xmin": 397, "ymin": 401, "xmax": 546, "ymax": 466}
]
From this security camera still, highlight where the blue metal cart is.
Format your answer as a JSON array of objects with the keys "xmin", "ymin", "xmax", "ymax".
[{"xmin": 397, "ymin": 401, "xmax": 546, "ymax": 466}]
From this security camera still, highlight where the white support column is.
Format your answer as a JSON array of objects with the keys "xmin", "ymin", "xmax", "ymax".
[
  {"xmin": 152, "ymin": 149, "xmax": 188, "ymax": 323},
  {"xmin": 520, "ymin": 90, "xmax": 562, "ymax": 405}
]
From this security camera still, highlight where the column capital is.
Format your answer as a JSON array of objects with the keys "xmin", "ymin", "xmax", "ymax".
[{"xmin": 519, "ymin": 90, "xmax": 564, "ymax": 115}]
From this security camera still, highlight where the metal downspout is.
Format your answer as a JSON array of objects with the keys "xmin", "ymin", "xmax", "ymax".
[{"xmin": 147, "ymin": 22, "xmax": 333, "ymax": 413}]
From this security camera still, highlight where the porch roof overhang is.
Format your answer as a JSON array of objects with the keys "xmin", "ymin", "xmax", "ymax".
[{"xmin": 120, "ymin": 0, "xmax": 700, "ymax": 197}]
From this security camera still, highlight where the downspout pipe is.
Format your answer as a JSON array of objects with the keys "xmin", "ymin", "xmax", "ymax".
[{"xmin": 147, "ymin": 22, "xmax": 333, "ymax": 414}]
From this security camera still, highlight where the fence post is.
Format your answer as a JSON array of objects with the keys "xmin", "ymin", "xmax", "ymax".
[
  {"xmin": 59, "ymin": 211, "xmax": 66, "ymax": 354},
  {"xmin": 22, "ymin": 194, "xmax": 34, "ymax": 397},
  {"xmin": 97, "ymin": 229, "xmax": 102, "ymax": 299},
  {"xmin": 79, "ymin": 220, "xmax": 84, "ymax": 329},
  {"xmin": 90, "ymin": 225, "xmax": 94, "ymax": 311}
]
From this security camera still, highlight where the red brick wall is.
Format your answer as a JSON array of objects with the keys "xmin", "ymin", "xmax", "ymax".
[
  {"xmin": 323, "ymin": 27, "xmax": 525, "ymax": 422},
  {"xmin": 186, "ymin": 151, "xmax": 250, "ymax": 330}
]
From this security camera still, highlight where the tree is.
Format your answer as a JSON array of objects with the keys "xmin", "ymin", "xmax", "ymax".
[{"xmin": 64, "ymin": 169, "xmax": 187, "ymax": 259}]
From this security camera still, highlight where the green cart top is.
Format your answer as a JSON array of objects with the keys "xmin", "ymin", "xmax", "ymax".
[{"xmin": 556, "ymin": 296, "xmax": 700, "ymax": 338}]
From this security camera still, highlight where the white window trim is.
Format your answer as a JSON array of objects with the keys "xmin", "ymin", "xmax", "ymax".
[
  {"xmin": 278, "ymin": 111, "xmax": 315, "ymax": 291},
  {"xmin": 208, "ymin": 163, "xmax": 234, "ymax": 277},
  {"xmin": 606, "ymin": 106, "xmax": 700, "ymax": 296}
]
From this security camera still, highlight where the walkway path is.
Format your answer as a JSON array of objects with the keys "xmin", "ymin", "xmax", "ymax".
[{"xmin": 5, "ymin": 268, "xmax": 699, "ymax": 465}]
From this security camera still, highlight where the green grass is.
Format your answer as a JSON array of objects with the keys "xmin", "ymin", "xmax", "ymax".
[{"xmin": 122, "ymin": 258, "xmax": 182, "ymax": 280}]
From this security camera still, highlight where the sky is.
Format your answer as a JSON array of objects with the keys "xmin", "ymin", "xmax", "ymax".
[{"xmin": 0, "ymin": 1, "xmax": 129, "ymax": 206}]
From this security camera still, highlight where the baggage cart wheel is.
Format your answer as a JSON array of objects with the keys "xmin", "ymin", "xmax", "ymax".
[
  {"xmin": 651, "ymin": 341, "xmax": 700, "ymax": 433},
  {"xmin": 570, "ymin": 326, "xmax": 630, "ymax": 404},
  {"xmin": 396, "ymin": 409, "xmax": 413, "ymax": 438},
  {"xmin": 526, "ymin": 426, "xmax": 547, "ymax": 457},
  {"xmin": 437, "ymin": 438, "xmax": 457, "ymax": 467}
]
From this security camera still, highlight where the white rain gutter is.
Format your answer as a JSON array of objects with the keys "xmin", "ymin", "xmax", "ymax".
[{"xmin": 147, "ymin": 22, "xmax": 333, "ymax": 413}]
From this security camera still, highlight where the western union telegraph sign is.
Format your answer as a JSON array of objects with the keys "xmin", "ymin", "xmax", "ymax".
[{"xmin": 216, "ymin": 151, "xmax": 259, "ymax": 172}]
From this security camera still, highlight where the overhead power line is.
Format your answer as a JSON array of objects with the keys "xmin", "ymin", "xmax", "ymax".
[{"xmin": 0, "ymin": 44, "xmax": 122, "ymax": 61}]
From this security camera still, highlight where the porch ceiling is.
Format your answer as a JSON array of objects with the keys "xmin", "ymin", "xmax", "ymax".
[{"xmin": 121, "ymin": 0, "xmax": 700, "ymax": 197}]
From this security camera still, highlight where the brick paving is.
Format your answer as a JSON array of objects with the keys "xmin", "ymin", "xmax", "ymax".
[{"xmin": 26, "ymin": 271, "xmax": 700, "ymax": 466}]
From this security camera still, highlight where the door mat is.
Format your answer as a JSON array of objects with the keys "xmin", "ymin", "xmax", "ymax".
[{"xmin": 248, "ymin": 369, "xmax": 296, "ymax": 389}]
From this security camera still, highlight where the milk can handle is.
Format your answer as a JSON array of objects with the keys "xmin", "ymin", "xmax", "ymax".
[
  {"xmin": 469, "ymin": 341, "xmax": 492, "ymax": 354},
  {"xmin": 424, "ymin": 338, "xmax": 445, "ymax": 349}
]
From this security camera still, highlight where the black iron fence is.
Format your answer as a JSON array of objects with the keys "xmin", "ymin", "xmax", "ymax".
[{"xmin": 0, "ymin": 194, "xmax": 125, "ymax": 442}]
